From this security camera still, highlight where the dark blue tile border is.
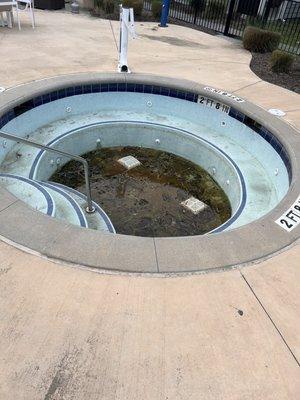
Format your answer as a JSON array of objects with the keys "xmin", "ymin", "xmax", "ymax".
[
  {"xmin": 126, "ymin": 83, "xmax": 135, "ymax": 92},
  {"xmin": 0, "ymin": 84, "xmax": 292, "ymax": 183},
  {"xmin": 100, "ymin": 83, "xmax": 109, "ymax": 92},
  {"xmin": 75, "ymin": 85, "xmax": 83, "ymax": 95},
  {"xmin": 92, "ymin": 83, "xmax": 101, "ymax": 93},
  {"xmin": 229, "ymin": 107, "xmax": 245, "ymax": 123},
  {"xmin": 58, "ymin": 88, "xmax": 66, "ymax": 99}
]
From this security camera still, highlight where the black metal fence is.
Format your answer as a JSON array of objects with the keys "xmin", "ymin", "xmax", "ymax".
[{"xmin": 144, "ymin": 0, "xmax": 300, "ymax": 55}]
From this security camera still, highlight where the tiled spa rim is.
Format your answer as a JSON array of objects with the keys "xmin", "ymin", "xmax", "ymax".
[{"xmin": 0, "ymin": 73, "xmax": 299, "ymax": 273}]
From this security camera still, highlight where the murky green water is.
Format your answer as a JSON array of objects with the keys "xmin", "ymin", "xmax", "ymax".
[{"xmin": 51, "ymin": 147, "xmax": 231, "ymax": 237}]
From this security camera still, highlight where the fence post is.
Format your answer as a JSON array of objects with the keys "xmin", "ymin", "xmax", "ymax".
[
  {"xmin": 193, "ymin": 9, "xmax": 198, "ymax": 25},
  {"xmin": 160, "ymin": 0, "xmax": 171, "ymax": 27},
  {"xmin": 224, "ymin": 0, "xmax": 236, "ymax": 36},
  {"xmin": 262, "ymin": 0, "xmax": 272, "ymax": 27}
]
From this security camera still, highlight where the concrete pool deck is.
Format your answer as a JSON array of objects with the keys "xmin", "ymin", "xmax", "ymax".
[{"xmin": 0, "ymin": 9, "xmax": 299, "ymax": 400}]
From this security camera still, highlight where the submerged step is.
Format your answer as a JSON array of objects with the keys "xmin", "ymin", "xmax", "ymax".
[
  {"xmin": 48, "ymin": 182, "xmax": 115, "ymax": 233},
  {"xmin": 0, "ymin": 173, "xmax": 55, "ymax": 216},
  {"xmin": 40, "ymin": 182, "xmax": 88, "ymax": 228}
]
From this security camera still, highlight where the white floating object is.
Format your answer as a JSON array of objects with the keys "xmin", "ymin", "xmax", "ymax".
[
  {"xmin": 268, "ymin": 109, "xmax": 286, "ymax": 117},
  {"xmin": 0, "ymin": 87, "xmax": 5, "ymax": 93},
  {"xmin": 66, "ymin": 106, "xmax": 72, "ymax": 113},
  {"xmin": 181, "ymin": 197, "xmax": 208, "ymax": 215},
  {"xmin": 147, "ymin": 100, "xmax": 152, "ymax": 107},
  {"xmin": 118, "ymin": 155, "xmax": 141, "ymax": 170},
  {"xmin": 155, "ymin": 138, "xmax": 160, "ymax": 145}
]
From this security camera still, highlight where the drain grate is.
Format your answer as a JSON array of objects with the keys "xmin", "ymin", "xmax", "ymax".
[
  {"xmin": 118, "ymin": 155, "xmax": 141, "ymax": 170},
  {"xmin": 181, "ymin": 197, "xmax": 208, "ymax": 215}
]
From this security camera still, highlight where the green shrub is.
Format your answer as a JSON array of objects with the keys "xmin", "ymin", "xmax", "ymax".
[
  {"xmin": 204, "ymin": 0, "xmax": 226, "ymax": 20},
  {"xmin": 152, "ymin": 0, "xmax": 162, "ymax": 20},
  {"xmin": 243, "ymin": 26, "xmax": 281, "ymax": 53},
  {"xmin": 271, "ymin": 50, "xmax": 295, "ymax": 73},
  {"xmin": 94, "ymin": 0, "xmax": 100, "ymax": 7},
  {"xmin": 122, "ymin": 0, "xmax": 143, "ymax": 16},
  {"xmin": 102, "ymin": 0, "xmax": 115, "ymax": 14},
  {"xmin": 94, "ymin": 0, "xmax": 104, "ymax": 9}
]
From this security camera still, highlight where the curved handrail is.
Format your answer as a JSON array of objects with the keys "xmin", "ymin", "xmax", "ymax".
[{"xmin": 0, "ymin": 130, "xmax": 95, "ymax": 213}]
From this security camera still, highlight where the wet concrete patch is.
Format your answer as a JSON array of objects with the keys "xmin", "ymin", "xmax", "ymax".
[{"xmin": 140, "ymin": 34, "xmax": 209, "ymax": 48}]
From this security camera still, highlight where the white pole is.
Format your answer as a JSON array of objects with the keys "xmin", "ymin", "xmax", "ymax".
[
  {"xmin": 118, "ymin": 6, "xmax": 136, "ymax": 73},
  {"xmin": 119, "ymin": 7, "xmax": 130, "ymax": 72}
]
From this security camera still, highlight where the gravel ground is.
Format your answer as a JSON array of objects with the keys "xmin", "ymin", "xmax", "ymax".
[{"xmin": 250, "ymin": 52, "xmax": 300, "ymax": 93}]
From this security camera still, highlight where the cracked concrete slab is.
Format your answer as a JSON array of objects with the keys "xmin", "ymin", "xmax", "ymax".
[{"xmin": 0, "ymin": 241, "xmax": 299, "ymax": 400}]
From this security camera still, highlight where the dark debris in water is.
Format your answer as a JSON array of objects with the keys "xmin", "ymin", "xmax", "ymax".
[{"xmin": 51, "ymin": 147, "xmax": 232, "ymax": 237}]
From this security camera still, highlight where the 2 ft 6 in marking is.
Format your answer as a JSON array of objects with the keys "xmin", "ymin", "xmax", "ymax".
[
  {"xmin": 275, "ymin": 196, "xmax": 300, "ymax": 232},
  {"xmin": 198, "ymin": 96, "xmax": 230, "ymax": 114}
]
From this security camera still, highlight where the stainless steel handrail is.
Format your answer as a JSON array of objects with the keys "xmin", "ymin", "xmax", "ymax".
[{"xmin": 0, "ymin": 130, "xmax": 95, "ymax": 213}]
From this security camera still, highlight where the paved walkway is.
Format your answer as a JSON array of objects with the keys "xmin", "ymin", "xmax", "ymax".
[{"xmin": 0, "ymin": 10, "xmax": 299, "ymax": 399}]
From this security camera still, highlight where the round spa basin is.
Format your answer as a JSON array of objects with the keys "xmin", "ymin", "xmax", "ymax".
[{"xmin": 0, "ymin": 73, "xmax": 299, "ymax": 273}]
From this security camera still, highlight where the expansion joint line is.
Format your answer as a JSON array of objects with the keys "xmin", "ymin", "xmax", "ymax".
[
  {"xmin": 240, "ymin": 272, "xmax": 300, "ymax": 368},
  {"xmin": 231, "ymin": 80, "xmax": 262, "ymax": 94},
  {"xmin": 109, "ymin": 19, "xmax": 119, "ymax": 52},
  {"xmin": 153, "ymin": 239, "xmax": 160, "ymax": 273},
  {"xmin": 0, "ymin": 199, "xmax": 19, "ymax": 214}
]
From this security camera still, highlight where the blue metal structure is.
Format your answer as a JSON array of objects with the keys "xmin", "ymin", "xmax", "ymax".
[{"xmin": 160, "ymin": 0, "xmax": 170, "ymax": 27}]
